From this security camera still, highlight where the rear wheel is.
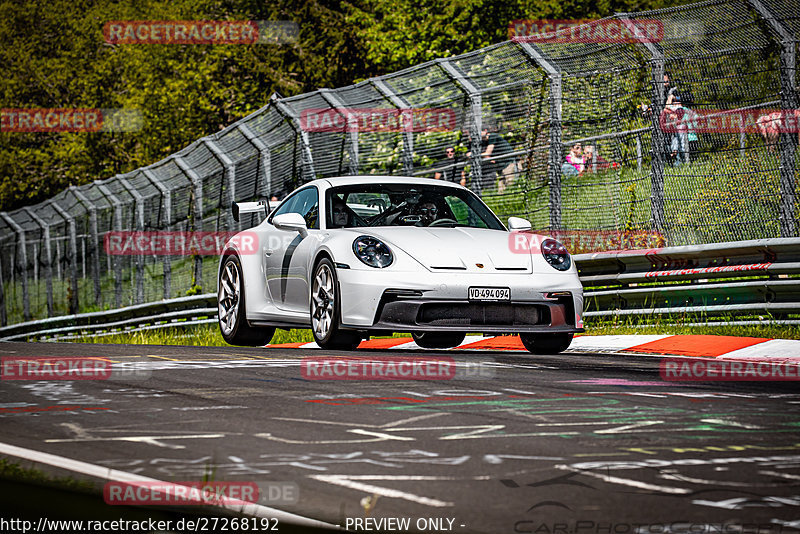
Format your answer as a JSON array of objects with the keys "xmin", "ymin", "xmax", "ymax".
[
  {"xmin": 412, "ymin": 332, "xmax": 466, "ymax": 349},
  {"xmin": 218, "ymin": 255, "xmax": 275, "ymax": 346},
  {"xmin": 311, "ymin": 258, "xmax": 361, "ymax": 350},
  {"xmin": 520, "ymin": 333, "xmax": 573, "ymax": 354}
]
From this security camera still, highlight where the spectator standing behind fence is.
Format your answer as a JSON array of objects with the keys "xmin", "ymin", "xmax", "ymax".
[
  {"xmin": 467, "ymin": 124, "xmax": 514, "ymax": 193},
  {"xmin": 658, "ymin": 72, "xmax": 696, "ymax": 165},
  {"xmin": 561, "ymin": 143, "xmax": 584, "ymax": 176},
  {"xmin": 660, "ymin": 93, "xmax": 694, "ymax": 166},
  {"xmin": 433, "ymin": 146, "xmax": 466, "ymax": 186},
  {"xmin": 680, "ymin": 100, "xmax": 699, "ymax": 159}
]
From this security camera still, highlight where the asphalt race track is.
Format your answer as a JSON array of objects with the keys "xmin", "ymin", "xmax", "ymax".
[{"xmin": 1, "ymin": 341, "xmax": 799, "ymax": 533}]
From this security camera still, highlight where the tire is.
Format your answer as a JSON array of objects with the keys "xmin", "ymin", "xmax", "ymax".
[
  {"xmin": 412, "ymin": 332, "xmax": 466, "ymax": 349},
  {"xmin": 218, "ymin": 254, "xmax": 275, "ymax": 346},
  {"xmin": 520, "ymin": 333, "xmax": 573, "ymax": 354},
  {"xmin": 310, "ymin": 258, "xmax": 361, "ymax": 350}
]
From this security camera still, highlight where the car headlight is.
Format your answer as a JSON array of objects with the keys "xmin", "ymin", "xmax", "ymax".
[
  {"xmin": 541, "ymin": 238, "xmax": 571, "ymax": 271},
  {"xmin": 352, "ymin": 236, "xmax": 393, "ymax": 268}
]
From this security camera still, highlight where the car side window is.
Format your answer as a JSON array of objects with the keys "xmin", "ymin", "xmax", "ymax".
[{"xmin": 270, "ymin": 187, "xmax": 319, "ymax": 229}]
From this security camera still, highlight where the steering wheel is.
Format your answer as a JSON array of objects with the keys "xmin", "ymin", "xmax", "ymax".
[{"xmin": 428, "ymin": 218, "xmax": 459, "ymax": 227}]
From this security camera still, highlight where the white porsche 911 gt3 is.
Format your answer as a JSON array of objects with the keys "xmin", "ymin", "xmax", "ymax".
[{"xmin": 218, "ymin": 176, "xmax": 583, "ymax": 353}]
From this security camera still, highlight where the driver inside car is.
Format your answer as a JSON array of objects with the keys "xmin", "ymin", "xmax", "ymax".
[
  {"xmin": 414, "ymin": 198, "xmax": 440, "ymax": 226},
  {"xmin": 330, "ymin": 197, "xmax": 352, "ymax": 228}
]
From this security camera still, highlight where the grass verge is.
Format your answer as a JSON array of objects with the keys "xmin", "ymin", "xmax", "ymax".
[{"xmin": 59, "ymin": 319, "xmax": 800, "ymax": 346}]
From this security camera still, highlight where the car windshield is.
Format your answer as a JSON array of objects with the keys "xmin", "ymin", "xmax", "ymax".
[{"xmin": 326, "ymin": 183, "xmax": 505, "ymax": 230}]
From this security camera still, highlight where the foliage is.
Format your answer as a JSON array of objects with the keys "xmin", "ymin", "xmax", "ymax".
[{"xmin": 1, "ymin": 0, "xmax": 694, "ymax": 212}]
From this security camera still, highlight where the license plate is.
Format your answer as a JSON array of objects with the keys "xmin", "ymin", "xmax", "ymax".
[{"xmin": 468, "ymin": 287, "xmax": 510, "ymax": 301}]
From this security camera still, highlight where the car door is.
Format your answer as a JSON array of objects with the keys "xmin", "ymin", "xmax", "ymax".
[{"xmin": 265, "ymin": 186, "xmax": 320, "ymax": 314}]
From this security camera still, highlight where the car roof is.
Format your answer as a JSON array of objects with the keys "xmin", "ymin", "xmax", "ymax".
[{"xmin": 319, "ymin": 175, "xmax": 463, "ymax": 189}]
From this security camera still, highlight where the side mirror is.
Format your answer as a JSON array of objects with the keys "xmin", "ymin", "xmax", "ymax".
[
  {"xmin": 508, "ymin": 217, "xmax": 532, "ymax": 231},
  {"xmin": 232, "ymin": 201, "xmax": 267, "ymax": 223},
  {"xmin": 272, "ymin": 212, "xmax": 308, "ymax": 238}
]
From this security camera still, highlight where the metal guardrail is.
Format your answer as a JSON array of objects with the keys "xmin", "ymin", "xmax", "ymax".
[
  {"xmin": 0, "ymin": 294, "xmax": 216, "ymax": 341},
  {"xmin": 2, "ymin": 238, "xmax": 799, "ymax": 341},
  {"xmin": 576, "ymin": 237, "xmax": 800, "ymax": 320}
]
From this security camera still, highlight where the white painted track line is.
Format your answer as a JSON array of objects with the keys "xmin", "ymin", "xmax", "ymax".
[{"xmin": 0, "ymin": 441, "xmax": 338, "ymax": 530}]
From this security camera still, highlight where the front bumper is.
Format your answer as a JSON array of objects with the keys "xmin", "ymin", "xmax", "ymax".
[
  {"xmin": 357, "ymin": 294, "xmax": 583, "ymax": 334},
  {"xmin": 336, "ymin": 267, "xmax": 584, "ymax": 332}
]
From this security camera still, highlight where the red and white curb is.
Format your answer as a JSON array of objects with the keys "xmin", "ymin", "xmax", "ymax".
[{"xmin": 267, "ymin": 334, "xmax": 800, "ymax": 363}]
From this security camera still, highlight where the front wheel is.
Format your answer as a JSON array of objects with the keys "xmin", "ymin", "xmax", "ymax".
[
  {"xmin": 310, "ymin": 258, "xmax": 361, "ymax": 350},
  {"xmin": 412, "ymin": 332, "xmax": 466, "ymax": 349},
  {"xmin": 520, "ymin": 333, "xmax": 573, "ymax": 354},
  {"xmin": 218, "ymin": 255, "xmax": 275, "ymax": 346}
]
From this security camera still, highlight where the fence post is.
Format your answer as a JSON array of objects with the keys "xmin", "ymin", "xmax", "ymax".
[
  {"xmin": 517, "ymin": 41, "xmax": 562, "ymax": 229},
  {"xmin": 438, "ymin": 59, "xmax": 485, "ymax": 196},
  {"xmin": 50, "ymin": 201, "xmax": 79, "ymax": 314},
  {"xmin": 96, "ymin": 184, "xmax": 124, "ymax": 308},
  {"xmin": 238, "ymin": 123, "xmax": 273, "ymax": 200},
  {"xmin": 619, "ymin": 14, "xmax": 667, "ymax": 237},
  {"xmin": 0, "ymin": 213, "xmax": 30, "ymax": 321},
  {"xmin": 636, "ymin": 134, "xmax": 643, "ymax": 171},
  {"xmin": 174, "ymin": 156, "xmax": 204, "ymax": 291},
  {"xmin": 372, "ymin": 79, "xmax": 416, "ymax": 175},
  {"xmin": 747, "ymin": 0, "xmax": 797, "ymax": 237},
  {"xmin": 70, "ymin": 187, "xmax": 101, "ymax": 306},
  {"xmin": 319, "ymin": 89, "xmax": 360, "ymax": 175},
  {"xmin": 21, "ymin": 208, "xmax": 53, "ymax": 317},
  {"xmin": 203, "ymin": 139, "xmax": 237, "ymax": 231},
  {"xmin": 272, "ymin": 96, "xmax": 317, "ymax": 183},
  {"xmin": 118, "ymin": 177, "xmax": 145, "ymax": 305},
  {"xmin": 0, "ymin": 254, "xmax": 5, "ymax": 326},
  {"xmin": 142, "ymin": 169, "xmax": 172, "ymax": 299}
]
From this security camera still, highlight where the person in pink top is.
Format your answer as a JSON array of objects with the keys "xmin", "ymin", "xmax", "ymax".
[{"xmin": 562, "ymin": 143, "xmax": 584, "ymax": 175}]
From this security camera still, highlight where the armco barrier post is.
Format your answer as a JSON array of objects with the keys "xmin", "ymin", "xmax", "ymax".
[
  {"xmin": 142, "ymin": 169, "xmax": 173, "ymax": 299},
  {"xmin": 70, "ymin": 187, "xmax": 101, "ymax": 307},
  {"xmin": 96, "ymin": 183, "xmax": 124, "ymax": 308},
  {"xmin": 22, "ymin": 208, "xmax": 54, "ymax": 317},
  {"xmin": 747, "ymin": 0, "xmax": 797, "ymax": 237},
  {"xmin": 438, "ymin": 59, "xmax": 485, "ymax": 197},
  {"xmin": 174, "ymin": 155, "xmax": 205, "ymax": 291},
  {"xmin": 50, "ymin": 201, "xmax": 79, "ymax": 314},
  {"xmin": 0, "ymin": 213, "xmax": 30, "ymax": 321},
  {"xmin": 372, "ymin": 78, "xmax": 416, "ymax": 176},
  {"xmin": 117, "ymin": 176, "xmax": 145, "ymax": 305},
  {"xmin": 319, "ymin": 89, "xmax": 360, "ymax": 176},
  {"xmin": 518, "ymin": 41, "xmax": 562, "ymax": 229},
  {"xmin": 619, "ymin": 14, "xmax": 667, "ymax": 238}
]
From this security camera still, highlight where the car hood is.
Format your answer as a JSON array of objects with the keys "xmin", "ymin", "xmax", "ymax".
[{"xmin": 355, "ymin": 226, "xmax": 532, "ymax": 273}]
